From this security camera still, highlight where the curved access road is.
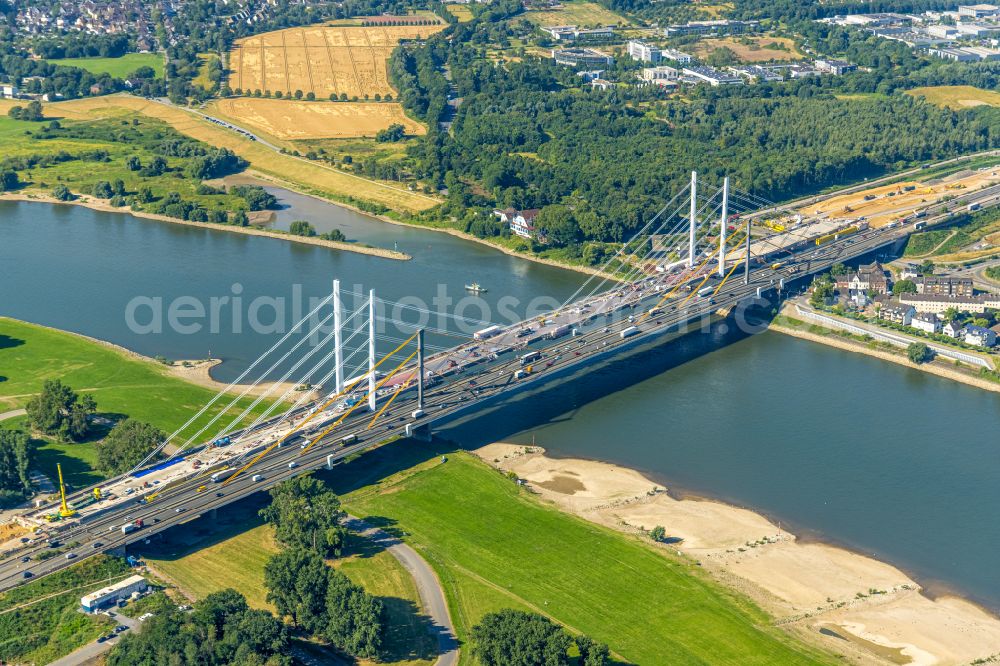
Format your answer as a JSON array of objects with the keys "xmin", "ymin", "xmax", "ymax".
[{"xmin": 345, "ymin": 516, "xmax": 458, "ymax": 666}]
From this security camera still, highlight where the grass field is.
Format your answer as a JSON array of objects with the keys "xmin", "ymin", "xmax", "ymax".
[
  {"xmin": 334, "ymin": 449, "xmax": 832, "ymax": 665},
  {"xmin": 192, "ymin": 53, "xmax": 221, "ymax": 91},
  {"xmin": 144, "ymin": 506, "xmax": 280, "ymax": 610},
  {"xmin": 907, "ymin": 85, "xmax": 1000, "ymax": 109},
  {"xmin": 692, "ymin": 36, "xmax": 803, "ymax": 62},
  {"xmin": 207, "ymin": 98, "xmax": 425, "ymax": 140},
  {"xmin": 4, "ymin": 95, "xmax": 440, "ymax": 213},
  {"xmin": 523, "ymin": 0, "xmax": 631, "ymax": 26},
  {"xmin": 0, "ymin": 317, "xmax": 273, "ymax": 483},
  {"xmin": 0, "ymin": 555, "xmax": 127, "ymax": 665},
  {"xmin": 142, "ymin": 499, "xmax": 435, "ymax": 665},
  {"xmin": 695, "ymin": 2, "xmax": 734, "ymax": 18},
  {"xmin": 45, "ymin": 53, "xmax": 164, "ymax": 79},
  {"xmin": 448, "ymin": 4, "xmax": 475, "ymax": 22},
  {"xmin": 228, "ymin": 24, "xmax": 445, "ymax": 100}
]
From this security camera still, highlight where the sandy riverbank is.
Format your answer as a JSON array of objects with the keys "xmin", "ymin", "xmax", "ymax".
[
  {"xmin": 769, "ymin": 304, "xmax": 1000, "ymax": 395},
  {"xmin": 476, "ymin": 443, "xmax": 1000, "ymax": 665},
  {"xmin": 0, "ymin": 190, "xmax": 411, "ymax": 261}
]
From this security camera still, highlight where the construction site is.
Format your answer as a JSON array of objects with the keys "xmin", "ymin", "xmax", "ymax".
[{"xmin": 798, "ymin": 165, "xmax": 1000, "ymax": 228}]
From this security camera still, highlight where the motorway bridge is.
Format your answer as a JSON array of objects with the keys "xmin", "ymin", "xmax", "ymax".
[{"xmin": 3, "ymin": 171, "xmax": 999, "ymax": 591}]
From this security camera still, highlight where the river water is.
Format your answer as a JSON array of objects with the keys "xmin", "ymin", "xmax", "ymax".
[{"xmin": 2, "ymin": 194, "xmax": 1000, "ymax": 609}]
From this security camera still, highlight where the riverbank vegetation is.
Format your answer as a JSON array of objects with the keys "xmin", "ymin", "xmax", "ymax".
[{"xmin": 0, "ymin": 105, "xmax": 281, "ymax": 225}]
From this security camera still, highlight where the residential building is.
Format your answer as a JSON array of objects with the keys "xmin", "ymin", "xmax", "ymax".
[
  {"xmin": 879, "ymin": 304, "xmax": 915, "ymax": 325},
  {"xmin": 964, "ymin": 324, "xmax": 997, "ymax": 347},
  {"xmin": 915, "ymin": 276, "xmax": 974, "ymax": 297},
  {"xmin": 664, "ymin": 19, "xmax": 760, "ymax": 38},
  {"xmin": 81, "ymin": 575, "xmax": 148, "ymax": 612},
  {"xmin": 815, "ymin": 59, "xmax": 857, "ymax": 75},
  {"xmin": 899, "ymin": 263, "xmax": 921, "ymax": 280},
  {"xmin": 898, "ymin": 292, "xmax": 1000, "ymax": 313},
  {"xmin": 627, "ymin": 40, "xmax": 661, "ymax": 63},
  {"xmin": 495, "ymin": 208, "xmax": 541, "ymax": 239},
  {"xmin": 943, "ymin": 320, "xmax": 965, "ymax": 338},
  {"xmin": 552, "ymin": 48, "xmax": 614, "ymax": 68},
  {"xmin": 0, "ymin": 84, "xmax": 18, "ymax": 98},
  {"xmin": 910, "ymin": 312, "xmax": 942, "ymax": 334},
  {"xmin": 682, "ymin": 66, "xmax": 743, "ymax": 86},
  {"xmin": 639, "ymin": 65, "xmax": 679, "ymax": 86},
  {"xmin": 837, "ymin": 262, "xmax": 890, "ymax": 295},
  {"xmin": 589, "ymin": 78, "xmax": 614, "ymax": 90}
]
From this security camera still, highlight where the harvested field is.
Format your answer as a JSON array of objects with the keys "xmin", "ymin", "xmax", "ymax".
[
  {"xmin": 907, "ymin": 85, "xmax": 1000, "ymax": 109},
  {"xmin": 692, "ymin": 36, "xmax": 803, "ymax": 62},
  {"xmin": 27, "ymin": 95, "xmax": 440, "ymax": 212},
  {"xmin": 228, "ymin": 24, "xmax": 445, "ymax": 100},
  {"xmin": 207, "ymin": 98, "xmax": 424, "ymax": 140},
  {"xmin": 523, "ymin": 0, "xmax": 631, "ymax": 26}
]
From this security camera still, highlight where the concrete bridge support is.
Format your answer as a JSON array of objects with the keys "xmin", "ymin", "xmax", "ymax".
[{"xmin": 405, "ymin": 422, "xmax": 432, "ymax": 442}]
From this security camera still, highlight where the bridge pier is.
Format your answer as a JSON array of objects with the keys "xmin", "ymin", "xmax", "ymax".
[{"xmin": 405, "ymin": 422, "xmax": 432, "ymax": 442}]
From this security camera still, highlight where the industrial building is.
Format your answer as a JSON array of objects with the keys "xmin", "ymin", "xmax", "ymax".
[
  {"xmin": 682, "ymin": 66, "xmax": 744, "ymax": 86},
  {"xmin": 80, "ymin": 575, "xmax": 148, "ymax": 613},
  {"xmin": 663, "ymin": 19, "xmax": 760, "ymax": 37},
  {"xmin": 551, "ymin": 47, "xmax": 614, "ymax": 68}
]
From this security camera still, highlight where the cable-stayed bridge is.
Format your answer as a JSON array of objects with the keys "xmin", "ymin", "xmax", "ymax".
[{"xmin": 4, "ymin": 172, "xmax": 999, "ymax": 590}]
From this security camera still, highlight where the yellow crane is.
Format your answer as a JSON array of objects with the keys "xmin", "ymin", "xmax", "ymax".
[{"xmin": 57, "ymin": 463, "xmax": 76, "ymax": 518}]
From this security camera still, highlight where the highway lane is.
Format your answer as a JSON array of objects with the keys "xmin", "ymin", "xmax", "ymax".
[{"xmin": 4, "ymin": 182, "xmax": 996, "ymax": 590}]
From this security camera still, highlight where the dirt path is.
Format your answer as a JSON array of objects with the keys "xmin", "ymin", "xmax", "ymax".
[
  {"xmin": 344, "ymin": 516, "xmax": 458, "ymax": 666},
  {"xmin": 0, "ymin": 408, "xmax": 26, "ymax": 422}
]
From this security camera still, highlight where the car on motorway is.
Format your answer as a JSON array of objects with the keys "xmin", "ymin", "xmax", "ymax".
[
  {"xmin": 196, "ymin": 486, "xmax": 207, "ymax": 493},
  {"xmin": 216, "ymin": 492, "xmax": 224, "ymax": 498},
  {"xmin": 65, "ymin": 552, "xmax": 76, "ymax": 559},
  {"xmin": 175, "ymin": 507, "xmax": 185, "ymax": 513},
  {"xmin": 21, "ymin": 555, "xmax": 30, "ymax": 562},
  {"xmin": 288, "ymin": 462, "xmax": 298, "ymax": 469},
  {"xmin": 22, "ymin": 571, "xmax": 32, "ymax": 578},
  {"xmin": 93, "ymin": 542, "xmax": 103, "ymax": 548}
]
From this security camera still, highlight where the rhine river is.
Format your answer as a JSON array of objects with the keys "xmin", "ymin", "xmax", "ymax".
[{"xmin": 2, "ymin": 196, "xmax": 1000, "ymax": 610}]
